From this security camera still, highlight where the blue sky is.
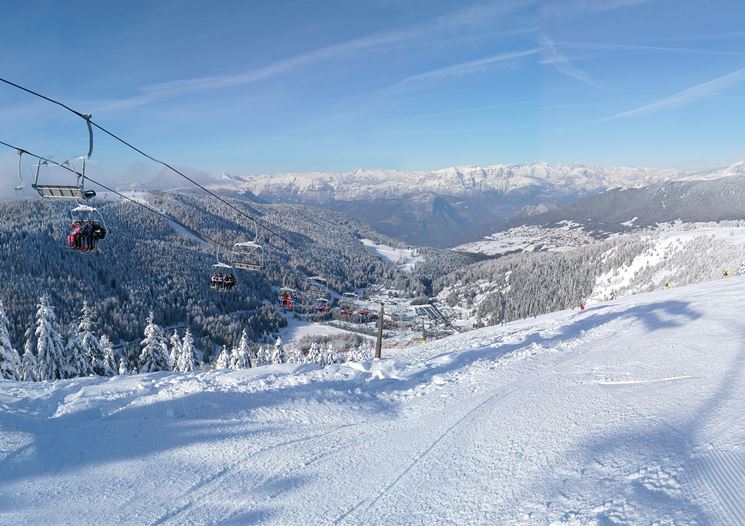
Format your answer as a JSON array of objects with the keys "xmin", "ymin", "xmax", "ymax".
[{"xmin": 2, "ymin": 0, "xmax": 745, "ymax": 185}]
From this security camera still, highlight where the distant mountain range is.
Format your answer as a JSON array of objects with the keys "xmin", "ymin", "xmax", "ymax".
[
  {"xmin": 511, "ymin": 161, "xmax": 745, "ymax": 235},
  {"xmin": 208, "ymin": 162, "xmax": 686, "ymax": 247}
]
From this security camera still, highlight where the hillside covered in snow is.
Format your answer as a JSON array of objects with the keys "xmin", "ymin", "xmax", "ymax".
[
  {"xmin": 440, "ymin": 222, "xmax": 745, "ymax": 327},
  {"xmin": 2, "ymin": 277, "xmax": 745, "ymax": 524}
]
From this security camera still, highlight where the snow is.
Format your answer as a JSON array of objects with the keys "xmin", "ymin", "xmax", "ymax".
[
  {"xmin": 457, "ymin": 225, "xmax": 593, "ymax": 256},
  {"xmin": 591, "ymin": 222, "xmax": 745, "ymax": 301},
  {"xmin": 360, "ymin": 238, "xmax": 423, "ymax": 271},
  {"xmin": 279, "ymin": 316, "xmax": 352, "ymax": 343},
  {"xmin": 3, "ymin": 278, "xmax": 745, "ymax": 524},
  {"xmin": 210, "ymin": 163, "xmax": 684, "ymax": 201}
]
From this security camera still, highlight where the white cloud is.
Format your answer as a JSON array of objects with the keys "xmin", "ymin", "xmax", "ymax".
[
  {"xmin": 97, "ymin": 1, "xmax": 536, "ymax": 111},
  {"xmin": 396, "ymin": 48, "xmax": 540, "ymax": 88},
  {"xmin": 540, "ymin": 37, "xmax": 606, "ymax": 90},
  {"xmin": 601, "ymin": 67, "xmax": 745, "ymax": 120},
  {"xmin": 541, "ymin": 0, "xmax": 654, "ymax": 19},
  {"xmin": 558, "ymin": 41, "xmax": 745, "ymax": 56}
]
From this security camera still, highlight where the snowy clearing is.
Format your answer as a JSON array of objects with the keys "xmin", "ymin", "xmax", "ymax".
[
  {"xmin": 360, "ymin": 238, "xmax": 422, "ymax": 271},
  {"xmin": 278, "ymin": 316, "xmax": 355, "ymax": 343},
  {"xmin": 456, "ymin": 225, "xmax": 594, "ymax": 256},
  {"xmin": 3, "ymin": 277, "xmax": 745, "ymax": 524}
]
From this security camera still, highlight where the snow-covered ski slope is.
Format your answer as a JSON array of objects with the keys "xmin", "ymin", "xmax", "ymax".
[{"xmin": 3, "ymin": 279, "xmax": 745, "ymax": 525}]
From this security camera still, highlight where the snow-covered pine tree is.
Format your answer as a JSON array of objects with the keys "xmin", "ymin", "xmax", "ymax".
[
  {"xmin": 79, "ymin": 302, "xmax": 105, "ymax": 376},
  {"xmin": 307, "ymin": 342, "xmax": 321, "ymax": 364},
  {"xmin": 287, "ymin": 345, "xmax": 304, "ymax": 364},
  {"xmin": 215, "ymin": 345, "xmax": 231, "ymax": 369},
  {"xmin": 260, "ymin": 345, "xmax": 272, "ymax": 366},
  {"xmin": 78, "ymin": 301, "xmax": 105, "ymax": 376},
  {"xmin": 176, "ymin": 328, "xmax": 196, "ymax": 372},
  {"xmin": 100, "ymin": 335, "xmax": 117, "ymax": 376},
  {"xmin": 0, "ymin": 299, "xmax": 21, "ymax": 380},
  {"xmin": 19, "ymin": 344, "xmax": 38, "ymax": 381},
  {"xmin": 322, "ymin": 341, "xmax": 336, "ymax": 365},
  {"xmin": 271, "ymin": 337, "xmax": 285, "ymax": 365},
  {"xmin": 233, "ymin": 330, "xmax": 252, "ymax": 369},
  {"xmin": 138, "ymin": 312, "xmax": 170, "ymax": 373},
  {"xmin": 32, "ymin": 295, "xmax": 67, "ymax": 381},
  {"xmin": 64, "ymin": 322, "xmax": 93, "ymax": 378},
  {"xmin": 168, "ymin": 330, "xmax": 182, "ymax": 371},
  {"xmin": 118, "ymin": 356, "xmax": 129, "ymax": 376}
]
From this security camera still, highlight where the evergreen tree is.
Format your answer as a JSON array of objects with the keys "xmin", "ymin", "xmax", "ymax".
[
  {"xmin": 258, "ymin": 345, "xmax": 271, "ymax": 367},
  {"xmin": 65, "ymin": 322, "xmax": 92, "ymax": 378},
  {"xmin": 79, "ymin": 302, "xmax": 105, "ymax": 376},
  {"xmin": 19, "ymin": 344, "xmax": 38, "ymax": 382},
  {"xmin": 32, "ymin": 295, "xmax": 67, "ymax": 381},
  {"xmin": 307, "ymin": 342, "xmax": 321, "ymax": 364},
  {"xmin": 271, "ymin": 337, "xmax": 285, "ymax": 365},
  {"xmin": 176, "ymin": 328, "xmax": 196, "ymax": 372},
  {"xmin": 0, "ymin": 299, "xmax": 21, "ymax": 380},
  {"xmin": 168, "ymin": 330, "xmax": 182, "ymax": 371},
  {"xmin": 234, "ymin": 330, "xmax": 252, "ymax": 369},
  {"xmin": 215, "ymin": 345, "xmax": 231, "ymax": 369},
  {"xmin": 322, "ymin": 342, "xmax": 336, "ymax": 365},
  {"xmin": 287, "ymin": 345, "xmax": 304, "ymax": 364},
  {"xmin": 138, "ymin": 312, "xmax": 170, "ymax": 373},
  {"xmin": 118, "ymin": 356, "xmax": 129, "ymax": 376},
  {"xmin": 100, "ymin": 335, "xmax": 118, "ymax": 376}
]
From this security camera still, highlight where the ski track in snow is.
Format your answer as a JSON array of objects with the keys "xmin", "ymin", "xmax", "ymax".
[{"xmin": 3, "ymin": 278, "xmax": 745, "ymax": 524}]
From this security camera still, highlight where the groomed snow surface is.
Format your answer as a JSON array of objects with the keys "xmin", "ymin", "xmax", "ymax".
[
  {"xmin": 360, "ymin": 238, "xmax": 422, "ymax": 271},
  {"xmin": 3, "ymin": 278, "xmax": 745, "ymax": 525}
]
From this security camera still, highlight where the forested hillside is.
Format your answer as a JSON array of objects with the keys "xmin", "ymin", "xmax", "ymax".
[
  {"xmin": 0, "ymin": 192, "xmax": 463, "ymax": 349},
  {"xmin": 437, "ymin": 222, "xmax": 745, "ymax": 326}
]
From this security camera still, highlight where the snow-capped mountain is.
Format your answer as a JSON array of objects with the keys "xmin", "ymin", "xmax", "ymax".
[
  {"xmin": 217, "ymin": 162, "xmax": 681, "ymax": 200},
  {"xmin": 211, "ymin": 162, "xmax": 683, "ymax": 247},
  {"xmin": 508, "ymin": 160, "xmax": 745, "ymax": 235}
]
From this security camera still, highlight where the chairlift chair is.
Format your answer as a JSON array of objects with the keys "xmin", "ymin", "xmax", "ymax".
[
  {"xmin": 304, "ymin": 276, "xmax": 328, "ymax": 298},
  {"xmin": 67, "ymin": 203, "xmax": 107, "ymax": 252},
  {"xmin": 340, "ymin": 292, "xmax": 359, "ymax": 309},
  {"xmin": 211, "ymin": 260, "xmax": 237, "ymax": 292},
  {"xmin": 31, "ymin": 114, "xmax": 96, "ymax": 200},
  {"xmin": 231, "ymin": 241, "xmax": 264, "ymax": 272},
  {"xmin": 314, "ymin": 298, "xmax": 330, "ymax": 314},
  {"xmin": 278, "ymin": 286, "xmax": 298, "ymax": 310}
]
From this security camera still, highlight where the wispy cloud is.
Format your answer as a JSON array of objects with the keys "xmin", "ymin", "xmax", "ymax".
[
  {"xmin": 422, "ymin": 99, "xmax": 537, "ymax": 117},
  {"xmin": 653, "ymin": 31, "xmax": 745, "ymax": 43},
  {"xmin": 98, "ymin": 1, "xmax": 536, "ymax": 111},
  {"xmin": 541, "ymin": 0, "xmax": 654, "ymax": 19},
  {"xmin": 540, "ymin": 37, "xmax": 607, "ymax": 90},
  {"xmin": 395, "ymin": 48, "xmax": 540, "ymax": 89},
  {"xmin": 600, "ymin": 67, "xmax": 745, "ymax": 120},
  {"xmin": 559, "ymin": 41, "xmax": 745, "ymax": 56}
]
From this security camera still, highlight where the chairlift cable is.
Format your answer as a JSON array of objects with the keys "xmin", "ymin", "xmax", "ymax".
[
  {"xmin": 0, "ymin": 139, "xmax": 231, "ymax": 252},
  {"xmin": 0, "ymin": 75, "xmax": 295, "ymax": 248}
]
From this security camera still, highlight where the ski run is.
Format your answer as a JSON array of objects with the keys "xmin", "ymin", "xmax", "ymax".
[{"xmin": 2, "ymin": 276, "xmax": 745, "ymax": 525}]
